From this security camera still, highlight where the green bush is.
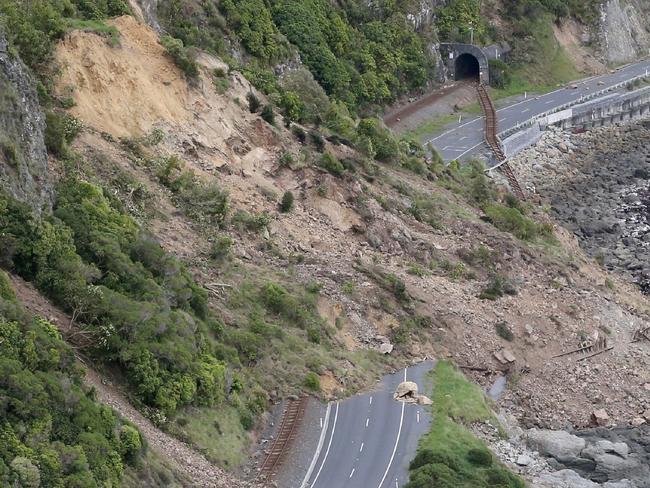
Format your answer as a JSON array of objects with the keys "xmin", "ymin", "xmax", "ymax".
[
  {"xmin": 495, "ymin": 321, "xmax": 514, "ymax": 341},
  {"xmin": 319, "ymin": 153, "xmax": 344, "ymax": 177},
  {"xmin": 479, "ymin": 274, "xmax": 517, "ymax": 300},
  {"xmin": 44, "ymin": 111, "xmax": 67, "ymax": 157},
  {"xmin": 231, "ymin": 210, "xmax": 271, "ymax": 232},
  {"xmin": 483, "ymin": 203, "xmax": 552, "ymax": 241},
  {"xmin": 0, "ymin": 287, "xmax": 144, "ymax": 487},
  {"xmin": 160, "ymin": 35, "xmax": 199, "ymax": 79},
  {"xmin": 247, "ymin": 92, "xmax": 261, "ymax": 113},
  {"xmin": 210, "ymin": 235, "xmax": 233, "ymax": 260},
  {"xmin": 489, "ymin": 59, "xmax": 512, "ymax": 89},
  {"xmin": 467, "ymin": 447, "xmax": 493, "ymax": 467},
  {"xmin": 260, "ymin": 104, "xmax": 275, "ymax": 125},
  {"xmin": 304, "ymin": 371, "xmax": 320, "ymax": 391},
  {"xmin": 0, "ymin": 182, "xmax": 229, "ymax": 417},
  {"xmin": 356, "ymin": 118, "xmax": 400, "ymax": 162},
  {"xmin": 279, "ymin": 191, "xmax": 294, "ymax": 212}
]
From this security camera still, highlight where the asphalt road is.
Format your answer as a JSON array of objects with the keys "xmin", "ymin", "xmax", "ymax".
[
  {"xmin": 427, "ymin": 58, "xmax": 650, "ymax": 162},
  {"xmin": 300, "ymin": 361, "xmax": 434, "ymax": 488}
]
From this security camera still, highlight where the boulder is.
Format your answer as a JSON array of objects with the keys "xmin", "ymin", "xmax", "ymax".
[
  {"xmin": 535, "ymin": 469, "xmax": 599, "ymax": 488},
  {"xmin": 416, "ymin": 395, "xmax": 433, "ymax": 406},
  {"xmin": 394, "ymin": 381, "xmax": 419, "ymax": 402},
  {"xmin": 379, "ymin": 343, "xmax": 394, "ymax": 355},
  {"xmin": 494, "ymin": 348, "xmax": 516, "ymax": 364},
  {"xmin": 516, "ymin": 454, "xmax": 533, "ymax": 466},
  {"xmin": 526, "ymin": 429, "xmax": 586, "ymax": 460},
  {"xmin": 591, "ymin": 409, "xmax": 610, "ymax": 427}
]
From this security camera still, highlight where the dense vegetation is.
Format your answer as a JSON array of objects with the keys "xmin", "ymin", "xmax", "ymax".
[
  {"xmin": 405, "ymin": 362, "xmax": 525, "ymax": 488},
  {"xmin": 157, "ymin": 0, "xmax": 437, "ymax": 113},
  {"xmin": 0, "ymin": 271, "xmax": 145, "ymax": 487}
]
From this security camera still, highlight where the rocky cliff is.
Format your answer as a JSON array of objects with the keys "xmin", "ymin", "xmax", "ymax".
[
  {"xmin": 598, "ymin": 0, "xmax": 650, "ymax": 65},
  {"xmin": 0, "ymin": 31, "xmax": 51, "ymax": 212}
]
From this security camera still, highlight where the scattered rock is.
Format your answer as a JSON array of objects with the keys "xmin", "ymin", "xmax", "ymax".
[
  {"xmin": 494, "ymin": 348, "xmax": 516, "ymax": 364},
  {"xmin": 516, "ymin": 454, "xmax": 533, "ymax": 466},
  {"xmin": 591, "ymin": 409, "xmax": 610, "ymax": 427}
]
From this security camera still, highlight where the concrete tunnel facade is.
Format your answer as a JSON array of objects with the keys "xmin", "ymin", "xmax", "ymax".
[{"xmin": 439, "ymin": 43, "xmax": 490, "ymax": 85}]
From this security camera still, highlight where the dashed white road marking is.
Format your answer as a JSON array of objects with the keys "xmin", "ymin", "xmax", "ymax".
[
  {"xmin": 319, "ymin": 417, "xmax": 323, "ymax": 429},
  {"xmin": 366, "ymin": 418, "xmax": 370, "ymax": 428},
  {"xmin": 377, "ymin": 398, "xmax": 406, "ymax": 488},
  {"xmin": 349, "ymin": 468, "xmax": 355, "ymax": 479},
  {"xmin": 417, "ymin": 411, "xmax": 420, "ymax": 423},
  {"xmin": 369, "ymin": 396, "xmax": 373, "ymax": 405},
  {"xmin": 521, "ymin": 108, "xmax": 530, "ymax": 113},
  {"xmin": 360, "ymin": 442, "xmax": 364, "ymax": 453},
  {"xmin": 544, "ymin": 99, "xmax": 554, "ymax": 104}
]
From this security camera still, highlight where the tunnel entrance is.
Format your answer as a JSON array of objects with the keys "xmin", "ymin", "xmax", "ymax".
[{"xmin": 455, "ymin": 53, "xmax": 480, "ymax": 80}]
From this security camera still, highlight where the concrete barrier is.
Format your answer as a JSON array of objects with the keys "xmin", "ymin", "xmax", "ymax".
[
  {"xmin": 490, "ymin": 81, "xmax": 650, "ymax": 169},
  {"xmin": 502, "ymin": 124, "xmax": 542, "ymax": 158}
]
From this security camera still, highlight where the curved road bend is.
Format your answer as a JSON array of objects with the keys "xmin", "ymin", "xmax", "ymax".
[
  {"xmin": 427, "ymin": 58, "xmax": 650, "ymax": 162},
  {"xmin": 302, "ymin": 361, "xmax": 434, "ymax": 488}
]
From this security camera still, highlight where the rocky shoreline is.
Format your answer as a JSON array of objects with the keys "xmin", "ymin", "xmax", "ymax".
[
  {"xmin": 504, "ymin": 121, "xmax": 650, "ymax": 294},
  {"xmin": 490, "ymin": 120, "xmax": 650, "ymax": 488},
  {"xmin": 476, "ymin": 418, "xmax": 650, "ymax": 488}
]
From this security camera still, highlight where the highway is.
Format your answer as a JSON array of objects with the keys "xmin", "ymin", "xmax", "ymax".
[
  {"xmin": 427, "ymin": 58, "xmax": 650, "ymax": 162},
  {"xmin": 300, "ymin": 361, "xmax": 434, "ymax": 488}
]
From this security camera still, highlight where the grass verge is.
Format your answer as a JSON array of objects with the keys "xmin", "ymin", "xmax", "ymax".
[{"xmin": 404, "ymin": 361, "xmax": 525, "ymax": 488}]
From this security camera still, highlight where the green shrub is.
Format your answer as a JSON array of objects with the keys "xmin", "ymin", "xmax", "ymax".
[
  {"xmin": 0, "ymin": 139, "xmax": 18, "ymax": 167},
  {"xmin": 44, "ymin": 111, "xmax": 67, "ymax": 157},
  {"xmin": 489, "ymin": 59, "xmax": 512, "ymax": 89},
  {"xmin": 291, "ymin": 125, "xmax": 306, "ymax": 143},
  {"xmin": 467, "ymin": 448, "xmax": 493, "ymax": 467},
  {"xmin": 231, "ymin": 210, "xmax": 271, "ymax": 232},
  {"xmin": 279, "ymin": 191, "xmax": 294, "ymax": 212},
  {"xmin": 304, "ymin": 371, "xmax": 320, "ymax": 391},
  {"xmin": 260, "ymin": 104, "xmax": 275, "ymax": 125},
  {"xmin": 319, "ymin": 153, "xmax": 344, "ymax": 177},
  {"xmin": 309, "ymin": 130, "xmax": 325, "ymax": 152},
  {"xmin": 212, "ymin": 68, "xmax": 230, "ymax": 93},
  {"xmin": 495, "ymin": 321, "xmax": 514, "ymax": 341},
  {"xmin": 356, "ymin": 118, "xmax": 400, "ymax": 162},
  {"xmin": 160, "ymin": 35, "xmax": 199, "ymax": 79},
  {"xmin": 210, "ymin": 235, "xmax": 233, "ymax": 260},
  {"xmin": 479, "ymin": 274, "xmax": 517, "ymax": 300},
  {"xmin": 483, "ymin": 203, "xmax": 551, "ymax": 241},
  {"xmin": 247, "ymin": 92, "xmax": 261, "ymax": 113}
]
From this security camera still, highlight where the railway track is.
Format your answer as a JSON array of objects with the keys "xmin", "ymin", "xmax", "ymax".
[
  {"xmin": 256, "ymin": 395, "xmax": 308, "ymax": 485},
  {"xmin": 476, "ymin": 84, "xmax": 526, "ymax": 200}
]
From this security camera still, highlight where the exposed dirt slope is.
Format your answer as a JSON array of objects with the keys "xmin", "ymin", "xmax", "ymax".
[{"xmin": 46, "ymin": 13, "xmax": 650, "ymax": 483}]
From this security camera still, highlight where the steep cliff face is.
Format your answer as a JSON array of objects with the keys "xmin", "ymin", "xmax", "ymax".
[
  {"xmin": 0, "ymin": 33, "xmax": 51, "ymax": 212},
  {"xmin": 599, "ymin": 0, "xmax": 650, "ymax": 65}
]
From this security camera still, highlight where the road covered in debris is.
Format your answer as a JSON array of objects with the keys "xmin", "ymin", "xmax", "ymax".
[{"xmin": 300, "ymin": 361, "xmax": 434, "ymax": 488}]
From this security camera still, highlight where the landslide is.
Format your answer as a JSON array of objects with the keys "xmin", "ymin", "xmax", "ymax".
[{"xmin": 51, "ymin": 14, "xmax": 650, "ymax": 448}]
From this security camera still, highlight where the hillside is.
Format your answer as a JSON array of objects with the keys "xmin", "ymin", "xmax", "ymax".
[{"xmin": 1, "ymin": 1, "xmax": 650, "ymax": 487}]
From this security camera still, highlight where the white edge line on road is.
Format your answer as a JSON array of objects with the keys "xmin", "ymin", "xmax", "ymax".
[
  {"xmin": 301, "ymin": 402, "xmax": 335, "ymax": 488},
  {"xmin": 377, "ymin": 399, "xmax": 406, "ymax": 488}
]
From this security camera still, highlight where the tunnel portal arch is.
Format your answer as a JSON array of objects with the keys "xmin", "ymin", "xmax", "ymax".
[
  {"xmin": 455, "ymin": 52, "xmax": 480, "ymax": 80},
  {"xmin": 439, "ymin": 43, "xmax": 490, "ymax": 85}
]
